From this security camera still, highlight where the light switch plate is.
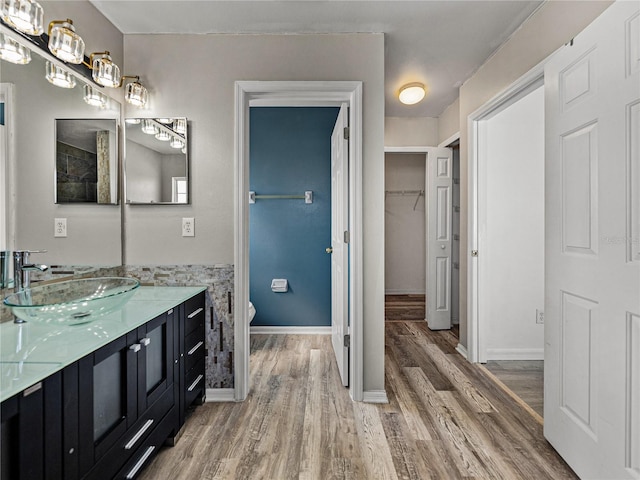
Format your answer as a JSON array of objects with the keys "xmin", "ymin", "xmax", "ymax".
[
  {"xmin": 54, "ymin": 218, "xmax": 67, "ymax": 237},
  {"xmin": 182, "ymin": 217, "xmax": 195, "ymax": 237}
]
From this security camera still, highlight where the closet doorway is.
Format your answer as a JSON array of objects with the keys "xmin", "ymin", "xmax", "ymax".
[{"xmin": 384, "ymin": 146, "xmax": 459, "ymax": 335}]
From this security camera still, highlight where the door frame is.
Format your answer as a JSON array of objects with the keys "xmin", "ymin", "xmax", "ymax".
[
  {"xmin": 234, "ymin": 81, "xmax": 364, "ymax": 401},
  {"xmin": 466, "ymin": 61, "xmax": 546, "ymax": 363}
]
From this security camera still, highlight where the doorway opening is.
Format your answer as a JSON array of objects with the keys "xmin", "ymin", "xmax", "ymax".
[
  {"xmin": 468, "ymin": 66, "xmax": 545, "ymax": 418},
  {"xmin": 234, "ymin": 81, "xmax": 364, "ymax": 402}
]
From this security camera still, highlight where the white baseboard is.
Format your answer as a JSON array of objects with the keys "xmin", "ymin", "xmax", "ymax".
[
  {"xmin": 485, "ymin": 348, "xmax": 544, "ymax": 361},
  {"xmin": 362, "ymin": 390, "xmax": 389, "ymax": 404},
  {"xmin": 205, "ymin": 388, "xmax": 235, "ymax": 402},
  {"xmin": 456, "ymin": 343, "xmax": 468, "ymax": 359},
  {"xmin": 250, "ymin": 326, "xmax": 331, "ymax": 335},
  {"xmin": 384, "ymin": 289, "xmax": 426, "ymax": 295}
]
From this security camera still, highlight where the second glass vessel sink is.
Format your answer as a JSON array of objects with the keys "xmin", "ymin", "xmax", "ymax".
[{"xmin": 3, "ymin": 277, "xmax": 140, "ymax": 325}]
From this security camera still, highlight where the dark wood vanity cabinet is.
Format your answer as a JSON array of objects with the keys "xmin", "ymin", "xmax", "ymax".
[{"xmin": 0, "ymin": 291, "xmax": 207, "ymax": 480}]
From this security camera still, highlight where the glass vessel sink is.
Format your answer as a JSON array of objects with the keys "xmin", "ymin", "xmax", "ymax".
[{"xmin": 3, "ymin": 277, "xmax": 140, "ymax": 325}]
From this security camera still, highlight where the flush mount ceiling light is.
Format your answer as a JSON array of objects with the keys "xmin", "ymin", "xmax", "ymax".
[
  {"xmin": 83, "ymin": 85, "xmax": 107, "ymax": 108},
  {"xmin": 0, "ymin": 33, "xmax": 30, "ymax": 64},
  {"xmin": 155, "ymin": 130, "xmax": 171, "ymax": 142},
  {"xmin": 398, "ymin": 83, "xmax": 426, "ymax": 105},
  {"xmin": 141, "ymin": 119, "xmax": 158, "ymax": 135},
  {"xmin": 169, "ymin": 137, "xmax": 184, "ymax": 149},
  {"xmin": 173, "ymin": 118, "xmax": 187, "ymax": 135},
  {"xmin": 48, "ymin": 19, "xmax": 84, "ymax": 64},
  {"xmin": 89, "ymin": 51, "xmax": 120, "ymax": 87},
  {"xmin": 45, "ymin": 60, "xmax": 75, "ymax": 88},
  {"xmin": 1, "ymin": 0, "xmax": 44, "ymax": 35},
  {"xmin": 124, "ymin": 77, "xmax": 148, "ymax": 107}
]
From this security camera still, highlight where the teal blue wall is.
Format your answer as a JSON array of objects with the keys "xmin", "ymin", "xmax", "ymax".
[{"xmin": 250, "ymin": 107, "xmax": 339, "ymax": 327}]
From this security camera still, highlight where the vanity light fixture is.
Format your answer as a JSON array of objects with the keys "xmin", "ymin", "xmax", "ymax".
[
  {"xmin": 124, "ymin": 77, "xmax": 148, "ymax": 107},
  {"xmin": 173, "ymin": 118, "xmax": 187, "ymax": 135},
  {"xmin": 83, "ymin": 85, "xmax": 108, "ymax": 108},
  {"xmin": 181, "ymin": 146, "xmax": 187, "ymax": 154},
  {"xmin": 125, "ymin": 118, "xmax": 141, "ymax": 125},
  {"xmin": 0, "ymin": 33, "xmax": 30, "ymax": 64},
  {"xmin": 155, "ymin": 130, "xmax": 171, "ymax": 142},
  {"xmin": 141, "ymin": 119, "xmax": 158, "ymax": 135},
  {"xmin": 1, "ymin": 0, "xmax": 44, "ymax": 35},
  {"xmin": 88, "ymin": 51, "xmax": 120, "ymax": 87},
  {"xmin": 398, "ymin": 82, "xmax": 426, "ymax": 105},
  {"xmin": 169, "ymin": 137, "xmax": 184, "ymax": 149},
  {"xmin": 45, "ymin": 60, "xmax": 75, "ymax": 88},
  {"xmin": 156, "ymin": 118, "xmax": 172, "ymax": 124},
  {"xmin": 48, "ymin": 19, "xmax": 85, "ymax": 64}
]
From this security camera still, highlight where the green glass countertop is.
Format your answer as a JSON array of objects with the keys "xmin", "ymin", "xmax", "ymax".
[{"xmin": 0, "ymin": 286, "xmax": 206, "ymax": 402}]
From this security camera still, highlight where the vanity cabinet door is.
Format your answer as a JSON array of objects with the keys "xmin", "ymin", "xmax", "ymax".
[
  {"xmin": 78, "ymin": 331, "xmax": 139, "ymax": 476},
  {"xmin": 0, "ymin": 372, "xmax": 62, "ymax": 480}
]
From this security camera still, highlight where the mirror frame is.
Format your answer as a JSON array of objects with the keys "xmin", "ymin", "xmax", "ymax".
[{"xmin": 124, "ymin": 117, "xmax": 189, "ymax": 205}]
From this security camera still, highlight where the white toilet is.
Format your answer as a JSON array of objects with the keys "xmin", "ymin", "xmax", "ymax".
[{"xmin": 249, "ymin": 302, "xmax": 256, "ymax": 323}]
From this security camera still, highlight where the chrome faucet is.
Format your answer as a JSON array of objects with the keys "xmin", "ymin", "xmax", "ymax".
[{"xmin": 13, "ymin": 250, "xmax": 48, "ymax": 292}]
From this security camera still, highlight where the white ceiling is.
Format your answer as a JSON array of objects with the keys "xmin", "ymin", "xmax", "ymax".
[{"xmin": 89, "ymin": 0, "xmax": 542, "ymax": 117}]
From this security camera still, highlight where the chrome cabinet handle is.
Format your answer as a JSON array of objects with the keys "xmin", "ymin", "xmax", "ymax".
[
  {"xmin": 187, "ymin": 341, "xmax": 204, "ymax": 356},
  {"xmin": 125, "ymin": 445, "xmax": 156, "ymax": 479},
  {"xmin": 129, "ymin": 344, "xmax": 141, "ymax": 353},
  {"xmin": 124, "ymin": 419, "xmax": 154, "ymax": 450},
  {"xmin": 140, "ymin": 337, "xmax": 151, "ymax": 347},
  {"xmin": 187, "ymin": 307, "xmax": 203, "ymax": 319},
  {"xmin": 188, "ymin": 374, "xmax": 203, "ymax": 392}
]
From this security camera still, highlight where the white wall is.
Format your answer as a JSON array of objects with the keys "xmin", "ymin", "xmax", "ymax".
[
  {"xmin": 123, "ymin": 33, "xmax": 386, "ymax": 392},
  {"xmin": 125, "ymin": 140, "xmax": 162, "ymax": 203},
  {"xmin": 385, "ymin": 153, "xmax": 425, "ymax": 294},
  {"xmin": 482, "ymin": 86, "xmax": 544, "ymax": 359},
  {"xmin": 385, "ymin": 117, "xmax": 438, "ymax": 147}
]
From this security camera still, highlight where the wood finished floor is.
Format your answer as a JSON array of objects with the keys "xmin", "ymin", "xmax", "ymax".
[
  {"xmin": 385, "ymin": 294, "xmax": 425, "ymax": 321},
  {"xmin": 484, "ymin": 360, "xmax": 544, "ymax": 418},
  {"xmin": 140, "ymin": 325, "xmax": 576, "ymax": 480}
]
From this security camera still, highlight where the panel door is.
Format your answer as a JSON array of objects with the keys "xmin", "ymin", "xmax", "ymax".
[
  {"xmin": 544, "ymin": 2, "xmax": 640, "ymax": 478},
  {"xmin": 426, "ymin": 147, "xmax": 453, "ymax": 330},
  {"xmin": 330, "ymin": 103, "xmax": 349, "ymax": 386}
]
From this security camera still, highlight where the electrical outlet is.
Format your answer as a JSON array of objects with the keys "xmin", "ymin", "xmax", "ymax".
[
  {"xmin": 54, "ymin": 218, "xmax": 67, "ymax": 237},
  {"xmin": 182, "ymin": 217, "xmax": 195, "ymax": 237},
  {"xmin": 536, "ymin": 309, "xmax": 544, "ymax": 324}
]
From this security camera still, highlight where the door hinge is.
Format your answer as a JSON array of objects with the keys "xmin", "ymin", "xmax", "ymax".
[
  {"xmin": 471, "ymin": 250, "xmax": 478, "ymax": 257},
  {"xmin": 343, "ymin": 230, "xmax": 350, "ymax": 244},
  {"xmin": 343, "ymin": 334, "xmax": 351, "ymax": 348},
  {"xmin": 343, "ymin": 126, "xmax": 350, "ymax": 140}
]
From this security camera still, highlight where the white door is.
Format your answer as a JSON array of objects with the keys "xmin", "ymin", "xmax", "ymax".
[
  {"xmin": 330, "ymin": 103, "xmax": 349, "ymax": 386},
  {"xmin": 544, "ymin": 2, "xmax": 640, "ymax": 478},
  {"xmin": 426, "ymin": 148, "xmax": 453, "ymax": 330}
]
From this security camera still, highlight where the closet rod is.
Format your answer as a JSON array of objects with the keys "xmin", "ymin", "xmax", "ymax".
[{"xmin": 385, "ymin": 189, "xmax": 424, "ymax": 210}]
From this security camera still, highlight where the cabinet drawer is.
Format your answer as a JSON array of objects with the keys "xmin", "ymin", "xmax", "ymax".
[
  {"xmin": 184, "ymin": 321, "xmax": 204, "ymax": 352},
  {"xmin": 184, "ymin": 292, "xmax": 205, "ymax": 335},
  {"xmin": 115, "ymin": 406, "xmax": 177, "ymax": 480},
  {"xmin": 184, "ymin": 368, "xmax": 205, "ymax": 407},
  {"xmin": 86, "ymin": 388, "xmax": 175, "ymax": 480}
]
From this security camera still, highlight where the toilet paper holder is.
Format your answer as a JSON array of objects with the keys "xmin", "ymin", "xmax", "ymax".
[{"xmin": 271, "ymin": 279, "xmax": 288, "ymax": 293}]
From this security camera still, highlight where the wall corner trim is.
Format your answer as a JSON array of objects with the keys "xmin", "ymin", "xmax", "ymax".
[
  {"xmin": 456, "ymin": 343, "xmax": 468, "ymax": 359},
  {"xmin": 362, "ymin": 390, "xmax": 389, "ymax": 404}
]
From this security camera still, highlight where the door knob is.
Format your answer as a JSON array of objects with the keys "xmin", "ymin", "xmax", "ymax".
[{"xmin": 325, "ymin": 247, "xmax": 333, "ymax": 254}]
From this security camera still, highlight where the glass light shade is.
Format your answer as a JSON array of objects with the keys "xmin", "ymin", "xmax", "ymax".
[
  {"xmin": 1, "ymin": 0, "xmax": 44, "ymax": 35},
  {"xmin": 92, "ymin": 53, "xmax": 121, "ymax": 88},
  {"xmin": 45, "ymin": 61, "xmax": 75, "ymax": 88},
  {"xmin": 83, "ymin": 85, "xmax": 108, "ymax": 108},
  {"xmin": 169, "ymin": 137, "xmax": 184, "ymax": 149},
  {"xmin": 155, "ymin": 130, "xmax": 171, "ymax": 142},
  {"xmin": 125, "ymin": 118, "xmax": 141, "ymax": 125},
  {"xmin": 141, "ymin": 119, "xmax": 158, "ymax": 135},
  {"xmin": 398, "ymin": 83, "xmax": 426, "ymax": 105},
  {"xmin": 125, "ymin": 81, "xmax": 148, "ymax": 107},
  {"xmin": 0, "ymin": 33, "xmax": 31, "ymax": 64},
  {"xmin": 173, "ymin": 118, "xmax": 187, "ymax": 135},
  {"xmin": 156, "ymin": 118, "xmax": 172, "ymax": 124},
  {"xmin": 181, "ymin": 146, "xmax": 187, "ymax": 154},
  {"xmin": 48, "ymin": 20, "xmax": 85, "ymax": 64}
]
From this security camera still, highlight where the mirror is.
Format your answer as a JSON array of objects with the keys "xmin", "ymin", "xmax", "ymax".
[
  {"xmin": 0, "ymin": 26, "xmax": 122, "ymax": 270},
  {"xmin": 55, "ymin": 118, "xmax": 118, "ymax": 204},
  {"xmin": 125, "ymin": 117, "xmax": 189, "ymax": 204}
]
